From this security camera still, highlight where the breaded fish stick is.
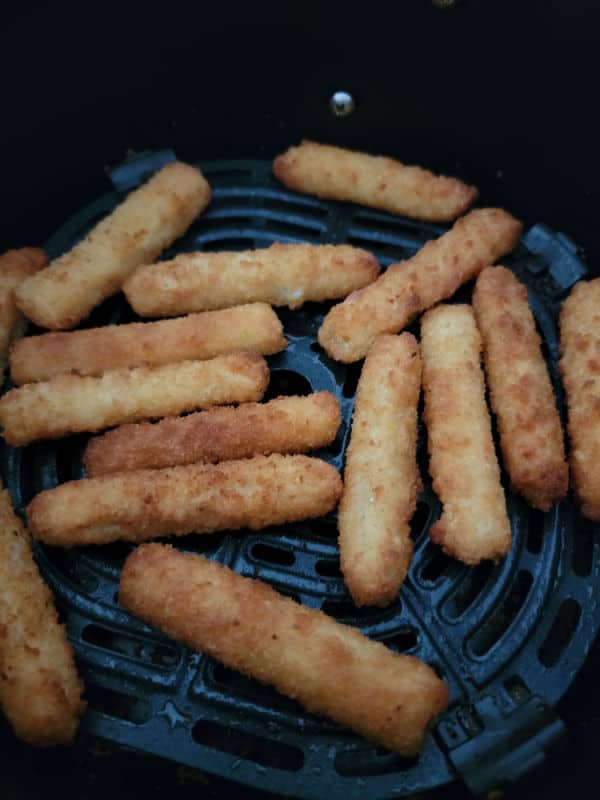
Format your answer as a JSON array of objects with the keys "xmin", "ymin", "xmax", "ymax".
[
  {"xmin": 339, "ymin": 334, "xmax": 421, "ymax": 607},
  {"xmin": 473, "ymin": 266, "xmax": 568, "ymax": 511},
  {"xmin": 16, "ymin": 162, "xmax": 211, "ymax": 330},
  {"xmin": 319, "ymin": 208, "xmax": 523, "ymax": 363},
  {"xmin": 27, "ymin": 454, "xmax": 342, "ymax": 547},
  {"xmin": 0, "ymin": 248, "xmax": 48, "ymax": 372},
  {"xmin": 10, "ymin": 303, "xmax": 285, "ymax": 384},
  {"xmin": 123, "ymin": 243, "xmax": 379, "ymax": 317},
  {"xmin": 84, "ymin": 392, "xmax": 340, "ymax": 476},
  {"xmin": 559, "ymin": 278, "xmax": 600, "ymax": 520},
  {"xmin": 120, "ymin": 544, "xmax": 448, "ymax": 755},
  {"xmin": 273, "ymin": 140, "xmax": 478, "ymax": 222},
  {"xmin": 421, "ymin": 305, "xmax": 511, "ymax": 564},
  {"xmin": 0, "ymin": 352, "xmax": 268, "ymax": 446},
  {"xmin": 0, "ymin": 487, "xmax": 85, "ymax": 745}
]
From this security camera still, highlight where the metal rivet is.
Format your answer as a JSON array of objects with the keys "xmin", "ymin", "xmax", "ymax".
[{"xmin": 329, "ymin": 91, "xmax": 355, "ymax": 118}]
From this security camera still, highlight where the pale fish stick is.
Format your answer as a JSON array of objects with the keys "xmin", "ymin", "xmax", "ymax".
[
  {"xmin": 0, "ymin": 488, "xmax": 85, "ymax": 745},
  {"xmin": 559, "ymin": 278, "xmax": 600, "ymax": 520},
  {"xmin": 339, "ymin": 334, "xmax": 421, "ymax": 607},
  {"xmin": 10, "ymin": 303, "xmax": 285, "ymax": 384},
  {"xmin": 473, "ymin": 266, "xmax": 568, "ymax": 511},
  {"xmin": 120, "ymin": 544, "xmax": 448, "ymax": 755},
  {"xmin": 0, "ymin": 248, "xmax": 48, "ymax": 372},
  {"xmin": 123, "ymin": 243, "xmax": 380, "ymax": 317},
  {"xmin": 318, "ymin": 208, "xmax": 523, "ymax": 363},
  {"xmin": 84, "ymin": 392, "xmax": 340, "ymax": 476},
  {"xmin": 273, "ymin": 140, "xmax": 478, "ymax": 222},
  {"xmin": 421, "ymin": 305, "xmax": 511, "ymax": 564},
  {"xmin": 27, "ymin": 454, "xmax": 342, "ymax": 547},
  {"xmin": 0, "ymin": 352, "xmax": 268, "ymax": 446},
  {"xmin": 16, "ymin": 162, "xmax": 211, "ymax": 330}
]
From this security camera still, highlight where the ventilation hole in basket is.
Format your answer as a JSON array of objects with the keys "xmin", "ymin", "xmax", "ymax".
[
  {"xmin": 192, "ymin": 720, "xmax": 304, "ymax": 771},
  {"xmin": 200, "ymin": 237, "xmax": 256, "ymax": 252},
  {"xmin": 43, "ymin": 548, "xmax": 98, "ymax": 591},
  {"xmin": 334, "ymin": 746, "xmax": 418, "ymax": 777},
  {"xmin": 194, "ymin": 216, "xmax": 254, "ymax": 232},
  {"xmin": 383, "ymin": 626, "xmax": 419, "ymax": 652},
  {"xmin": 470, "ymin": 570, "xmax": 534, "ymax": 656},
  {"xmin": 315, "ymin": 558, "xmax": 343, "ymax": 578},
  {"xmin": 504, "ymin": 675, "xmax": 531, "ymax": 703},
  {"xmin": 263, "ymin": 197, "xmax": 329, "ymax": 218},
  {"xmin": 572, "ymin": 517, "xmax": 595, "ymax": 577},
  {"xmin": 202, "ymin": 167, "xmax": 254, "ymax": 180},
  {"xmin": 92, "ymin": 541, "xmax": 135, "ymax": 566},
  {"xmin": 321, "ymin": 598, "xmax": 399, "ymax": 624},
  {"xmin": 411, "ymin": 500, "xmax": 431, "ymax": 539},
  {"xmin": 251, "ymin": 542, "xmax": 295, "ymax": 567},
  {"xmin": 342, "ymin": 363, "xmax": 362, "ymax": 399},
  {"xmin": 538, "ymin": 598, "xmax": 582, "ymax": 668},
  {"xmin": 81, "ymin": 624, "xmax": 179, "ymax": 668},
  {"xmin": 310, "ymin": 518, "xmax": 338, "ymax": 539},
  {"xmin": 263, "ymin": 369, "xmax": 312, "ymax": 401},
  {"xmin": 526, "ymin": 507, "xmax": 545, "ymax": 554},
  {"xmin": 86, "ymin": 684, "xmax": 151, "ymax": 724},
  {"xmin": 421, "ymin": 548, "xmax": 454, "ymax": 582},
  {"xmin": 446, "ymin": 560, "xmax": 495, "ymax": 619},
  {"xmin": 209, "ymin": 663, "xmax": 302, "ymax": 715}
]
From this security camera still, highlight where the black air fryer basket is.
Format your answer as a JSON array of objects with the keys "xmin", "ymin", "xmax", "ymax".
[{"xmin": 2, "ymin": 2, "xmax": 600, "ymax": 799}]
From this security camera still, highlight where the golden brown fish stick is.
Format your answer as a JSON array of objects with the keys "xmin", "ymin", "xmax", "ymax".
[
  {"xmin": 421, "ymin": 305, "xmax": 511, "ymax": 564},
  {"xmin": 10, "ymin": 303, "xmax": 285, "ymax": 384},
  {"xmin": 319, "ymin": 208, "xmax": 523, "ymax": 363},
  {"xmin": 0, "ymin": 488, "xmax": 85, "ymax": 745},
  {"xmin": 339, "ymin": 334, "xmax": 421, "ymax": 607},
  {"xmin": 16, "ymin": 162, "xmax": 211, "ymax": 330},
  {"xmin": 123, "ymin": 243, "xmax": 380, "ymax": 317},
  {"xmin": 27, "ymin": 454, "xmax": 342, "ymax": 547},
  {"xmin": 0, "ymin": 352, "xmax": 268, "ymax": 446},
  {"xmin": 0, "ymin": 248, "xmax": 48, "ymax": 372},
  {"xmin": 120, "ymin": 544, "xmax": 448, "ymax": 755},
  {"xmin": 473, "ymin": 266, "xmax": 567, "ymax": 511},
  {"xmin": 559, "ymin": 278, "xmax": 600, "ymax": 520},
  {"xmin": 273, "ymin": 140, "xmax": 478, "ymax": 222},
  {"xmin": 84, "ymin": 392, "xmax": 340, "ymax": 476}
]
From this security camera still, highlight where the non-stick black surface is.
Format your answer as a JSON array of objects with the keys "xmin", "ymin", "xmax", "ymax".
[{"xmin": 1, "ymin": 153, "xmax": 598, "ymax": 798}]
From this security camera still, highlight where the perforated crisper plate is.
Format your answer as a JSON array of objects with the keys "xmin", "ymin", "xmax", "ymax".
[{"xmin": 2, "ymin": 153, "xmax": 599, "ymax": 799}]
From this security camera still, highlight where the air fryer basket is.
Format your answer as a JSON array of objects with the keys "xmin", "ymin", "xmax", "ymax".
[{"xmin": 2, "ymin": 150, "xmax": 598, "ymax": 799}]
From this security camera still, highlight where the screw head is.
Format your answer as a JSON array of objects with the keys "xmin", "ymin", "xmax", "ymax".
[{"xmin": 329, "ymin": 91, "xmax": 355, "ymax": 118}]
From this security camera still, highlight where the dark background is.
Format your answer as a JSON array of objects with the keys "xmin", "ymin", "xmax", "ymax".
[{"xmin": 2, "ymin": 0, "xmax": 600, "ymax": 797}]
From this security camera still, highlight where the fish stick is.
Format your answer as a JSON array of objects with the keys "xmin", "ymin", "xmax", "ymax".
[
  {"xmin": 339, "ymin": 334, "xmax": 421, "ymax": 607},
  {"xmin": 119, "ymin": 544, "xmax": 449, "ymax": 755},
  {"xmin": 0, "ymin": 248, "xmax": 48, "ymax": 372},
  {"xmin": 9, "ymin": 303, "xmax": 285, "ymax": 384},
  {"xmin": 0, "ymin": 487, "xmax": 85, "ymax": 745},
  {"xmin": 0, "ymin": 352, "xmax": 268, "ymax": 446},
  {"xmin": 421, "ymin": 305, "xmax": 511, "ymax": 564},
  {"xmin": 273, "ymin": 140, "xmax": 478, "ymax": 222},
  {"xmin": 27, "ymin": 454, "xmax": 342, "ymax": 547},
  {"xmin": 84, "ymin": 392, "xmax": 340, "ymax": 476},
  {"xmin": 473, "ymin": 266, "xmax": 568, "ymax": 511},
  {"xmin": 559, "ymin": 278, "xmax": 600, "ymax": 520},
  {"xmin": 16, "ymin": 162, "xmax": 211, "ymax": 330},
  {"xmin": 319, "ymin": 208, "xmax": 523, "ymax": 363},
  {"xmin": 123, "ymin": 243, "xmax": 380, "ymax": 317}
]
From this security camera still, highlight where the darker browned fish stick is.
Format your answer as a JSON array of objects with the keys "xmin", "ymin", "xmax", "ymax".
[
  {"xmin": 85, "ymin": 392, "xmax": 340, "ymax": 476},
  {"xmin": 473, "ymin": 266, "xmax": 567, "ymax": 511},
  {"xmin": 28, "ymin": 454, "xmax": 342, "ymax": 547},
  {"xmin": 120, "ymin": 544, "xmax": 449, "ymax": 756}
]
